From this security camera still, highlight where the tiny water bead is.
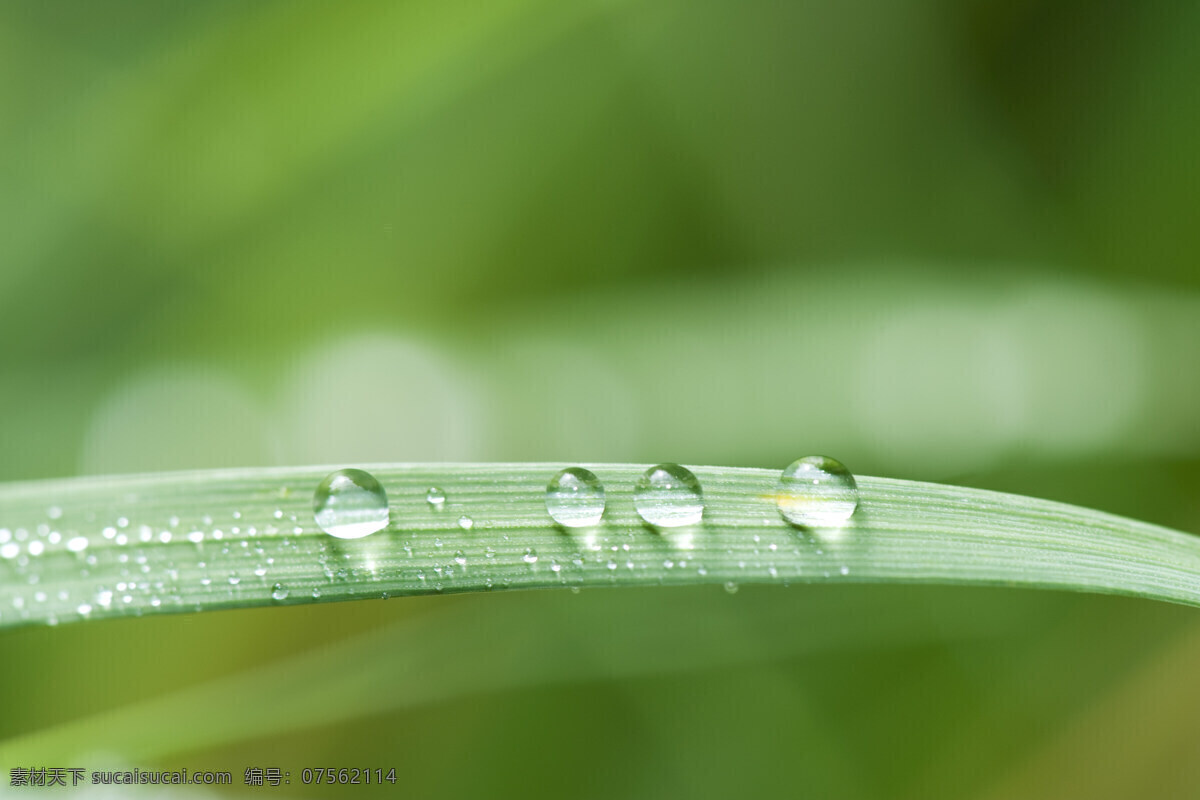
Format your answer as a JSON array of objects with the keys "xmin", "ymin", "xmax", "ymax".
[
  {"xmin": 775, "ymin": 456, "xmax": 859, "ymax": 528},
  {"xmin": 634, "ymin": 464, "xmax": 704, "ymax": 528},
  {"xmin": 426, "ymin": 487, "xmax": 446, "ymax": 509},
  {"xmin": 313, "ymin": 468, "xmax": 390, "ymax": 540},
  {"xmin": 271, "ymin": 584, "xmax": 289, "ymax": 601},
  {"xmin": 457, "ymin": 515, "xmax": 474, "ymax": 531},
  {"xmin": 545, "ymin": 467, "xmax": 605, "ymax": 528}
]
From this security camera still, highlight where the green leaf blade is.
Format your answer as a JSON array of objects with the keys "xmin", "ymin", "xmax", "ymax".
[{"xmin": 1, "ymin": 463, "xmax": 1198, "ymax": 629}]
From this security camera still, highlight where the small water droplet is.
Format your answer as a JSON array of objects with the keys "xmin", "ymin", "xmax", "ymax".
[
  {"xmin": 634, "ymin": 464, "xmax": 704, "ymax": 527},
  {"xmin": 47, "ymin": 506, "xmax": 62, "ymax": 520},
  {"xmin": 271, "ymin": 584, "xmax": 289, "ymax": 601},
  {"xmin": 545, "ymin": 467, "xmax": 605, "ymax": 528},
  {"xmin": 313, "ymin": 468, "xmax": 390, "ymax": 539},
  {"xmin": 457, "ymin": 515, "xmax": 474, "ymax": 531},
  {"xmin": 311, "ymin": 587, "xmax": 322, "ymax": 599},
  {"xmin": 776, "ymin": 456, "xmax": 859, "ymax": 527},
  {"xmin": 724, "ymin": 581, "xmax": 739, "ymax": 594},
  {"xmin": 66, "ymin": 536, "xmax": 89, "ymax": 553},
  {"xmin": 228, "ymin": 575, "xmax": 241, "ymax": 586},
  {"xmin": 839, "ymin": 565, "xmax": 850, "ymax": 576},
  {"xmin": 426, "ymin": 487, "xmax": 447, "ymax": 509},
  {"xmin": 523, "ymin": 547, "xmax": 539, "ymax": 565}
]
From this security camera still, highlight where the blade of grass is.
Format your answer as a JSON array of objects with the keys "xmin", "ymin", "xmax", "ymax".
[{"xmin": 1, "ymin": 463, "xmax": 1199, "ymax": 631}]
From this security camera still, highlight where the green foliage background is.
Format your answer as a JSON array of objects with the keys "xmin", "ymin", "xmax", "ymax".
[{"xmin": 2, "ymin": 1, "xmax": 1199, "ymax": 796}]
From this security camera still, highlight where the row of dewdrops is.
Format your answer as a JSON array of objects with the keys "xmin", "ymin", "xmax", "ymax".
[{"xmin": 313, "ymin": 457, "xmax": 860, "ymax": 540}]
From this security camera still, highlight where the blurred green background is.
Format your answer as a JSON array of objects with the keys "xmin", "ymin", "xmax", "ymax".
[{"xmin": 2, "ymin": 0, "xmax": 1200, "ymax": 797}]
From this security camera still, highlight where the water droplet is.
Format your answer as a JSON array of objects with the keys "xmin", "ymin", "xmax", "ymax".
[
  {"xmin": 775, "ymin": 456, "xmax": 859, "ymax": 527},
  {"xmin": 523, "ymin": 547, "xmax": 539, "ymax": 565},
  {"xmin": 634, "ymin": 464, "xmax": 704, "ymax": 527},
  {"xmin": 311, "ymin": 587, "xmax": 322, "ymax": 599},
  {"xmin": 457, "ymin": 515, "xmax": 474, "ymax": 531},
  {"xmin": 724, "ymin": 581, "xmax": 739, "ymax": 594},
  {"xmin": 271, "ymin": 584, "xmax": 289, "ymax": 601},
  {"xmin": 313, "ymin": 468, "xmax": 390, "ymax": 539},
  {"xmin": 426, "ymin": 487, "xmax": 447, "ymax": 509},
  {"xmin": 228, "ymin": 575, "xmax": 241, "ymax": 586},
  {"xmin": 66, "ymin": 536, "xmax": 89, "ymax": 553},
  {"xmin": 47, "ymin": 506, "xmax": 62, "ymax": 520},
  {"xmin": 545, "ymin": 467, "xmax": 605, "ymax": 528},
  {"xmin": 839, "ymin": 565, "xmax": 850, "ymax": 576}
]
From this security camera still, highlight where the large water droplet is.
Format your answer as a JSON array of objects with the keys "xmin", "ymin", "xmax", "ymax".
[
  {"xmin": 634, "ymin": 464, "xmax": 704, "ymax": 527},
  {"xmin": 775, "ymin": 456, "xmax": 859, "ymax": 527},
  {"xmin": 545, "ymin": 467, "xmax": 605, "ymax": 528},
  {"xmin": 426, "ymin": 487, "xmax": 446, "ymax": 509},
  {"xmin": 313, "ymin": 468, "xmax": 390, "ymax": 539}
]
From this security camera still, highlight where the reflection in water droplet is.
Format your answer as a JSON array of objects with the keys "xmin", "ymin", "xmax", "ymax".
[
  {"xmin": 634, "ymin": 464, "xmax": 704, "ymax": 527},
  {"xmin": 775, "ymin": 456, "xmax": 859, "ymax": 527},
  {"xmin": 545, "ymin": 467, "xmax": 605, "ymax": 528},
  {"xmin": 313, "ymin": 468, "xmax": 390, "ymax": 539},
  {"xmin": 271, "ymin": 584, "xmax": 289, "ymax": 601}
]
